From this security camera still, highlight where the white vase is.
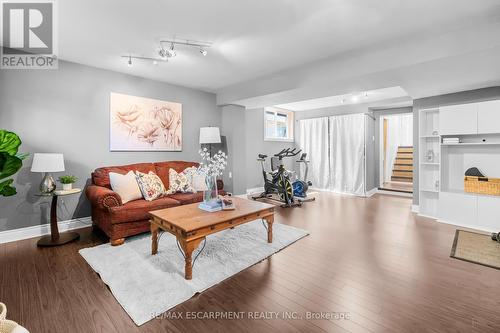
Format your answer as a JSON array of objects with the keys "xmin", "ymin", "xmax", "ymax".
[{"xmin": 62, "ymin": 183, "xmax": 73, "ymax": 191}]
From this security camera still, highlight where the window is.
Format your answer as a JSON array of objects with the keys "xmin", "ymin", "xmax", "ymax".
[{"xmin": 264, "ymin": 107, "xmax": 294, "ymax": 141}]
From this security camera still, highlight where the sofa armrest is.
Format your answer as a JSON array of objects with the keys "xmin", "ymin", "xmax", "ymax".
[{"xmin": 86, "ymin": 185, "xmax": 122, "ymax": 209}]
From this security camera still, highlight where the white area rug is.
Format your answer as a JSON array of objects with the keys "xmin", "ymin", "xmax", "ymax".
[{"xmin": 79, "ymin": 220, "xmax": 308, "ymax": 326}]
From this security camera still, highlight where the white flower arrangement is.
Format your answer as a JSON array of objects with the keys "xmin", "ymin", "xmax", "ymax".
[{"xmin": 198, "ymin": 148, "xmax": 228, "ymax": 177}]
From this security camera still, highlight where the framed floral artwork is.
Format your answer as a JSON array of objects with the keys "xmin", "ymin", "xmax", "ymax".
[{"xmin": 110, "ymin": 92, "xmax": 182, "ymax": 151}]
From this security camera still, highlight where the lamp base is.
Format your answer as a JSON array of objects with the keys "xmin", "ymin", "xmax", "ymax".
[
  {"xmin": 40, "ymin": 173, "xmax": 56, "ymax": 194},
  {"xmin": 37, "ymin": 232, "xmax": 80, "ymax": 247}
]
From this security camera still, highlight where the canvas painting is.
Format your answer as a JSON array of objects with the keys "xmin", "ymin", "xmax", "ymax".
[{"xmin": 110, "ymin": 92, "xmax": 182, "ymax": 151}]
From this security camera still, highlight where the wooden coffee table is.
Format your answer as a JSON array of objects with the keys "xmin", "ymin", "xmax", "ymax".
[{"xmin": 149, "ymin": 197, "xmax": 275, "ymax": 280}]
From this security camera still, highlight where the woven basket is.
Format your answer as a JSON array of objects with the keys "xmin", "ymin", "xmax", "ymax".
[{"xmin": 464, "ymin": 176, "xmax": 500, "ymax": 196}]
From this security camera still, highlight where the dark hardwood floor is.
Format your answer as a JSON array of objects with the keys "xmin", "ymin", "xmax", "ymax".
[{"xmin": 2, "ymin": 192, "xmax": 500, "ymax": 332}]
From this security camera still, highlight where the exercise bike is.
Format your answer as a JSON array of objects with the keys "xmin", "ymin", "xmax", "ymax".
[
  {"xmin": 252, "ymin": 148, "xmax": 302, "ymax": 207},
  {"xmin": 292, "ymin": 153, "xmax": 316, "ymax": 202}
]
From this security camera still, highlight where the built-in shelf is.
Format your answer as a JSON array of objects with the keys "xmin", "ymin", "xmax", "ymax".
[
  {"xmin": 441, "ymin": 142, "xmax": 500, "ymax": 146},
  {"xmin": 420, "ymin": 162, "xmax": 439, "ymax": 165}
]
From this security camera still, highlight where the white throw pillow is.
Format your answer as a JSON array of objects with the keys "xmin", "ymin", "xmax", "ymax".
[{"xmin": 109, "ymin": 171, "xmax": 143, "ymax": 204}]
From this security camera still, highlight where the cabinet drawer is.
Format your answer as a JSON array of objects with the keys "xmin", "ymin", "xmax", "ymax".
[
  {"xmin": 477, "ymin": 100, "xmax": 500, "ymax": 134},
  {"xmin": 439, "ymin": 104, "xmax": 477, "ymax": 135}
]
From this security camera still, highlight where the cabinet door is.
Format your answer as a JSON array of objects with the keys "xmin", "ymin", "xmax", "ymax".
[
  {"xmin": 439, "ymin": 104, "xmax": 477, "ymax": 135},
  {"xmin": 477, "ymin": 100, "xmax": 500, "ymax": 134},
  {"xmin": 477, "ymin": 196, "xmax": 500, "ymax": 231},
  {"xmin": 438, "ymin": 192, "xmax": 477, "ymax": 227}
]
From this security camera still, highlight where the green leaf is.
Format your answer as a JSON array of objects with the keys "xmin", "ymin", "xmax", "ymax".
[
  {"xmin": 0, "ymin": 130, "xmax": 21, "ymax": 156},
  {"xmin": 0, "ymin": 152, "xmax": 23, "ymax": 180},
  {"xmin": 0, "ymin": 179, "xmax": 16, "ymax": 197}
]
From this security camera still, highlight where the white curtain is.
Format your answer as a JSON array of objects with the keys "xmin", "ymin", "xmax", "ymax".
[
  {"xmin": 384, "ymin": 114, "xmax": 413, "ymax": 182},
  {"xmin": 298, "ymin": 117, "xmax": 330, "ymax": 189},
  {"xmin": 329, "ymin": 114, "xmax": 366, "ymax": 195}
]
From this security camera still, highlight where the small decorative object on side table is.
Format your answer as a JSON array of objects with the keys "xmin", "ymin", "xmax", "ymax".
[{"xmin": 35, "ymin": 188, "xmax": 82, "ymax": 247}]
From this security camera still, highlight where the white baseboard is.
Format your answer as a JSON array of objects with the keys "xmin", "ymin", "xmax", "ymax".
[
  {"xmin": 411, "ymin": 204, "xmax": 419, "ymax": 213},
  {"xmin": 0, "ymin": 216, "xmax": 92, "ymax": 245},
  {"xmin": 377, "ymin": 189, "xmax": 413, "ymax": 198},
  {"xmin": 437, "ymin": 218, "xmax": 497, "ymax": 233},
  {"xmin": 365, "ymin": 188, "xmax": 378, "ymax": 197}
]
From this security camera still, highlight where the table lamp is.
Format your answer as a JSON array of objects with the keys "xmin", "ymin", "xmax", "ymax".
[
  {"xmin": 199, "ymin": 127, "xmax": 221, "ymax": 157},
  {"xmin": 31, "ymin": 153, "xmax": 65, "ymax": 194}
]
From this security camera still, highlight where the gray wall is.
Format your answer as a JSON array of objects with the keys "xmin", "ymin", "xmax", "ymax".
[
  {"xmin": 0, "ymin": 61, "xmax": 221, "ymax": 232},
  {"xmin": 294, "ymin": 105, "xmax": 377, "ymax": 193},
  {"xmin": 371, "ymin": 106, "xmax": 413, "ymax": 188},
  {"xmin": 413, "ymin": 86, "xmax": 500, "ymax": 204},
  {"xmin": 221, "ymin": 106, "xmax": 295, "ymax": 195}
]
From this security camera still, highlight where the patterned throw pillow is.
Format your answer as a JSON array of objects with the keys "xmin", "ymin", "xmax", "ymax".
[
  {"xmin": 135, "ymin": 171, "xmax": 166, "ymax": 201},
  {"xmin": 166, "ymin": 168, "xmax": 196, "ymax": 194}
]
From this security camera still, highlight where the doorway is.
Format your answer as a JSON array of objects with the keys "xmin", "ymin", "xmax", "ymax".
[{"xmin": 379, "ymin": 113, "xmax": 413, "ymax": 194}]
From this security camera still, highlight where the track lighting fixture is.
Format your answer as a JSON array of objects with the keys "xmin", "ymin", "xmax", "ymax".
[{"xmin": 122, "ymin": 38, "xmax": 211, "ymax": 65}]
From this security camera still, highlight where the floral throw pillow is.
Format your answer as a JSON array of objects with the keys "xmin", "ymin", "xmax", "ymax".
[
  {"xmin": 135, "ymin": 171, "xmax": 166, "ymax": 201},
  {"xmin": 166, "ymin": 168, "xmax": 196, "ymax": 194}
]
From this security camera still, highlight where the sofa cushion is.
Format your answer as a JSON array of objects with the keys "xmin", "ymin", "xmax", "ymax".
[
  {"xmin": 167, "ymin": 191, "xmax": 204, "ymax": 205},
  {"xmin": 154, "ymin": 161, "xmax": 199, "ymax": 189},
  {"xmin": 93, "ymin": 163, "xmax": 155, "ymax": 188},
  {"xmin": 109, "ymin": 197, "xmax": 180, "ymax": 224}
]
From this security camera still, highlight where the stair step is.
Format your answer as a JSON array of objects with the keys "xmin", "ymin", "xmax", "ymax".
[
  {"xmin": 391, "ymin": 177, "xmax": 413, "ymax": 182},
  {"xmin": 396, "ymin": 153, "xmax": 413, "ymax": 159},
  {"xmin": 398, "ymin": 147, "xmax": 413, "ymax": 153},
  {"xmin": 395, "ymin": 158, "xmax": 413, "ymax": 165},
  {"xmin": 392, "ymin": 171, "xmax": 413, "ymax": 178},
  {"xmin": 393, "ymin": 165, "xmax": 413, "ymax": 171}
]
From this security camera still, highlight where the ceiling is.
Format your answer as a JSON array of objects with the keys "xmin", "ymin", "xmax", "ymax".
[{"xmin": 59, "ymin": 0, "xmax": 500, "ymax": 93}]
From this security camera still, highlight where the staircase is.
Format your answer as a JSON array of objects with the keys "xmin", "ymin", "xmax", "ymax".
[{"xmin": 391, "ymin": 146, "xmax": 413, "ymax": 183}]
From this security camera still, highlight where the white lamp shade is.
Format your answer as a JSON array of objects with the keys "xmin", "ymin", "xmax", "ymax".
[
  {"xmin": 31, "ymin": 153, "xmax": 65, "ymax": 173},
  {"xmin": 199, "ymin": 127, "xmax": 221, "ymax": 144}
]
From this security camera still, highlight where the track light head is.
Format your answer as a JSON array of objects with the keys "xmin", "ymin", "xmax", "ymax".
[
  {"xmin": 200, "ymin": 47, "xmax": 208, "ymax": 56},
  {"xmin": 127, "ymin": 56, "xmax": 132, "ymax": 67},
  {"xmin": 168, "ymin": 43, "xmax": 176, "ymax": 57}
]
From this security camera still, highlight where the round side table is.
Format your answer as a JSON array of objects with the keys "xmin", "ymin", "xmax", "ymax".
[{"xmin": 36, "ymin": 189, "xmax": 82, "ymax": 247}]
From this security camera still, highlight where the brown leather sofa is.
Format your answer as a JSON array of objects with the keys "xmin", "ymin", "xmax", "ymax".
[{"xmin": 86, "ymin": 161, "xmax": 223, "ymax": 246}]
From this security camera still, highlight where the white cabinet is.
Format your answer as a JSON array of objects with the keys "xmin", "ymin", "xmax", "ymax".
[
  {"xmin": 439, "ymin": 104, "xmax": 477, "ymax": 135},
  {"xmin": 438, "ymin": 191, "xmax": 476, "ymax": 227},
  {"xmin": 477, "ymin": 196, "xmax": 500, "ymax": 231},
  {"xmin": 477, "ymin": 100, "xmax": 500, "ymax": 134}
]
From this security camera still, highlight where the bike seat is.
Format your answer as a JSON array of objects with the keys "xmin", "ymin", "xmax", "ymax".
[{"xmin": 258, "ymin": 154, "xmax": 268, "ymax": 159}]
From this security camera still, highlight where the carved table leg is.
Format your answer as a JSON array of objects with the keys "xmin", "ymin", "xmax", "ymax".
[
  {"xmin": 151, "ymin": 222, "xmax": 159, "ymax": 255},
  {"xmin": 178, "ymin": 237, "xmax": 204, "ymax": 280},
  {"xmin": 263, "ymin": 215, "xmax": 274, "ymax": 243}
]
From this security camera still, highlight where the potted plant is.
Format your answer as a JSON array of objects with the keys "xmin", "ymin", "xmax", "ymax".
[
  {"xmin": 0, "ymin": 129, "xmax": 27, "ymax": 197},
  {"xmin": 58, "ymin": 175, "xmax": 77, "ymax": 191}
]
